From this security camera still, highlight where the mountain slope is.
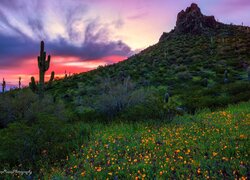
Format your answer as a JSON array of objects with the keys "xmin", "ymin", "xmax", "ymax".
[{"xmin": 50, "ymin": 3, "xmax": 250, "ymax": 111}]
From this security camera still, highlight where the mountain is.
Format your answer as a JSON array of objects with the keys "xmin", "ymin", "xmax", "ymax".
[{"xmin": 50, "ymin": 3, "xmax": 250, "ymax": 112}]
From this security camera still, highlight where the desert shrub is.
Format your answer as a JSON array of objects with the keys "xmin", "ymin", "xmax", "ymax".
[
  {"xmin": 0, "ymin": 115, "xmax": 67, "ymax": 168},
  {"xmin": 183, "ymin": 95, "xmax": 218, "ymax": 113},
  {"xmin": 121, "ymin": 87, "xmax": 181, "ymax": 121},
  {"xmin": 0, "ymin": 115, "xmax": 90, "ymax": 173},
  {"xmin": 74, "ymin": 106, "xmax": 99, "ymax": 122},
  {"xmin": 0, "ymin": 89, "xmax": 37, "ymax": 128},
  {"xmin": 175, "ymin": 65, "xmax": 187, "ymax": 72},
  {"xmin": 225, "ymin": 81, "xmax": 250, "ymax": 95},
  {"xmin": 24, "ymin": 95, "xmax": 68, "ymax": 123},
  {"xmin": 177, "ymin": 71, "xmax": 192, "ymax": 81},
  {"xmin": 94, "ymin": 77, "xmax": 148, "ymax": 118},
  {"xmin": 0, "ymin": 88, "xmax": 72, "ymax": 128}
]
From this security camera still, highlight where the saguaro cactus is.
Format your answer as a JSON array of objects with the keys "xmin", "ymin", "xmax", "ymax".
[
  {"xmin": 165, "ymin": 92, "xmax": 170, "ymax": 103},
  {"xmin": 29, "ymin": 41, "xmax": 54, "ymax": 98},
  {"xmin": 2, "ymin": 78, "xmax": 6, "ymax": 93},
  {"xmin": 18, "ymin": 77, "xmax": 21, "ymax": 89},
  {"xmin": 64, "ymin": 70, "xmax": 68, "ymax": 79}
]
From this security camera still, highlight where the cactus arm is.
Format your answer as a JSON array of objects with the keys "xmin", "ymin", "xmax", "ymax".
[
  {"xmin": 49, "ymin": 71, "xmax": 55, "ymax": 82},
  {"xmin": 46, "ymin": 71, "xmax": 55, "ymax": 89},
  {"xmin": 45, "ymin": 55, "xmax": 50, "ymax": 71}
]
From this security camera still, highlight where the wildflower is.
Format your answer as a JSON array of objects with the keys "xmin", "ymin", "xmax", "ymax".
[
  {"xmin": 197, "ymin": 168, "xmax": 201, "ymax": 175},
  {"xmin": 222, "ymin": 157, "xmax": 228, "ymax": 161},
  {"xmin": 240, "ymin": 134, "xmax": 246, "ymax": 139},
  {"xmin": 159, "ymin": 171, "xmax": 163, "ymax": 176},
  {"xmin": 81, "ymin": 171, "xmax": 85, "ymax": 177},
  {"xmin": 186, "ymin": 149, "xmax": 191, "ymax": 154},
  {"xmin": 96, "ymin": 167, "xmax": 102, "ymax": 172},
  {"xmin": 212, "ymin": 152, "xmax": 218, "ymax": 156},
  {"xmin": 108, "ymin": 172, "xmax": 112, "ymax": 176},
  {"xmin": 178, "ymin": 156, "xmax": 183, "ymax": 160},
  {"xmin": 175, "ymin": 149, "xmax": 180, "ymax": 153}
]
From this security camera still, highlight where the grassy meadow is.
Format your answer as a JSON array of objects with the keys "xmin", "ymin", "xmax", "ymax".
[{"xmin": 45, "ymin": 101, "xmax": 250, "ymax": 179}]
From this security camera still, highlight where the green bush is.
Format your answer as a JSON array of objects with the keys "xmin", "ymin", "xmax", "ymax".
[
  {"xmin": 0, "ymin": 115, "xmax": 67, "ymax": 168},
  {"xmin": 0, "ymin": 89, "xmax": 37, "ymax": 128},
  {"xmin": 177, "ymin": 71, "xmax": 192, "ymax": 81},
  {"xmin": 24, "ymin": 95, "xmax": 68, "ymax": 123},
  {"xmin": 0, "ymin": 114, "xmax": 90, "ymax": 174},
  {"xmin": 121, "ymin": 87, "xmax": 181, "ymax": 121}
]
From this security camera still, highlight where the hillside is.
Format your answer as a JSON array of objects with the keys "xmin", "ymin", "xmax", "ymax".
[
  {"xmin": 49, "ymin": 3, "xmax": 250, "ymax": 112},
  {"xmin": 46, "ymin": 101, "xmax": 250, "ymax": 179},
  {"xmin": 0, "ymin": 3, "xmax": 249, "ymax": 179}
]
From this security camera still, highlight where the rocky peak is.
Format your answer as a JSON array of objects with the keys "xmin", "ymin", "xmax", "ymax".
[{"xmin": 175, "ymin": 3, "xmax": 218, "ymax": 34}]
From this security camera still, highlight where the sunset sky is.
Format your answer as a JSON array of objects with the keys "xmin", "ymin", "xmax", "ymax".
[{"xmin": 0, "ymin": 0, "xmax": 250, "ymax": 89}]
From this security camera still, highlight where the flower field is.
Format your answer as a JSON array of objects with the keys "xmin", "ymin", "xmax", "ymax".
[{"xmin": 50, "ymin": 102, "xmax": 250, "ymax": 179}]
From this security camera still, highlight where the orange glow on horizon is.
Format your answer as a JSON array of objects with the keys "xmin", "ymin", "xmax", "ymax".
[{"xmin": 0, "ymin": 55, "xmax": 127, "ymax": 89}]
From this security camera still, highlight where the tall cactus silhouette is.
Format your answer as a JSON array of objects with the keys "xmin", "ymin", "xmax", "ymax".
[
  {"xmin": 29, "ymin": 41, "xmax": 54, "ymax": 98},
  {"xmin": 2, "ymin": 78, "xmax": 6, "ymax": 93},
  {"xmin": 18, "ymin": 77, "xmax": 21, "ymax": 89}
]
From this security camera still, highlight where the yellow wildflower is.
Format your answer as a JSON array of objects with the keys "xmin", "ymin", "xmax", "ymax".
[
  {"xmin": 213, "ymin": 152, "xmax": 218, "ymax": 156},
  {"xmin": 81, "ymin": 171, "xmax": 85, "ymax": 177}
]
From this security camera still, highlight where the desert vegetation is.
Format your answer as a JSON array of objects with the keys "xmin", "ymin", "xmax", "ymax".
[{"xmin": 0, "ymin": 3, "xmax": 249, "ymax": 179}]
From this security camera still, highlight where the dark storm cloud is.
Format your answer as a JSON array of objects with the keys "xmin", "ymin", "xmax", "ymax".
[
  {"xmin": 0, "ymin": 34, "xmax": 37, "ymax": 67},
  {"xmin": 0, "ymin": 0, "xmax": 133, "ymax": 68},
  {"xmin": 0, "ymin": 20, "xmax": 132, "ymax": 67}
]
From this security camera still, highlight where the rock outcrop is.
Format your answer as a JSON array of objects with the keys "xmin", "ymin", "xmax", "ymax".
[
  {"xmin": 175, "ymin": 3, "xmax": 217, "ymax": 34},
  {"xmin": 160, "ymin": 3, "xmax": 220, "ymax": 41}
]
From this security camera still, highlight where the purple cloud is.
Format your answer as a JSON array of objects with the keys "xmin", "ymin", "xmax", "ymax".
[{"xmin": 0, "ymin": 1, "xmax": 133, "ymax": 68}]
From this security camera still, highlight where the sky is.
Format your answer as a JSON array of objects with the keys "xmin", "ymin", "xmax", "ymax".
[{"xmin": 0, "ymin": 0, "xmax": 250, "ymax": 89}]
